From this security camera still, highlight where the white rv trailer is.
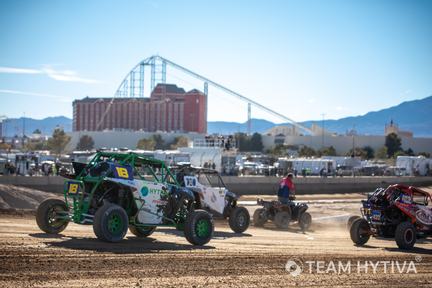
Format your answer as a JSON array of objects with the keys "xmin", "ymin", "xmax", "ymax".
[
  {"xmin": 396, "ymin": 156, "xmax": 432, "ymax": 176},
  {"xmin": 277, "ymin": 158, "xmax": 336, "ymax": 175}
]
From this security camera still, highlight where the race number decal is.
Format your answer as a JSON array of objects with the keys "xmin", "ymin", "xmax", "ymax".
[
  {"xmin": 69, "ymin": 183, "xmax": 79, "ymax": 194},
  {"xmin": 115, "ymin": 167, "xmax": 130, "ymax": 179},
  {"xmin": 109, "ymin": 163, "xmax": 133, "ymax": 180},
  {"xmin": 184, "ymin": 176, "xmax": 197, "ymax": 188},
  {"xmin": 66, "ymin": 181, "xmax": 80, "ymax": 194}
]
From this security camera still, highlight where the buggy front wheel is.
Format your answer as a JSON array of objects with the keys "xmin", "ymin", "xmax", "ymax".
[
  {"xmin": 36, "ymin": 198, "xmax": 69, "ymax": 234},
  {"xmin": 229, "ymin": 206, "xmax": 250, "ymax": 233},
  {"xmin": 93, "ymin": 203, "xmax": 128, "ymax": 242},
  {"xmin": 184, "ymin": 210, "xmax": 214, "ymax": 246},
  {"xmin": 347, "ymin": 215, "xmax": 361, "ymax": 230},
  {"xmin": 350, "ymin": 218, "xmax": 371, "ymax": 246}
]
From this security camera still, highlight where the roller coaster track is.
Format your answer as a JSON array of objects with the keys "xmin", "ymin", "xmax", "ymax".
[{"xmin": 96, "ymin": 55, "xmax": 312, "ymax": 135}]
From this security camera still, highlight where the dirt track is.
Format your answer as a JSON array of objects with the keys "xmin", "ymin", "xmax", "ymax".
[{"xmin": 1, "ymin": 210, "xmax": 432, "ymax": 288}]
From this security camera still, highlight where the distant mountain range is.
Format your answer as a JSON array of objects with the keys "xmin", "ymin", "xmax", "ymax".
[
  {"xmin": 209, "ymin": 95, "xmax": 432, "ymax": 137},
  {"xmin": 1, "ymin": 116, "xmax": 72, "ymax": 137},
  {"xmin": 300, "ymin": 95, "xmax": 432, "ymax": 137},
  {"xmin": 2, "ymin": 96, "xmax": 431, "ymax": 137}
]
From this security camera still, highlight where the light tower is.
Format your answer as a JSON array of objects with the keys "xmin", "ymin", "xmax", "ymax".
[{"xmin": 247, "ymin": 103, "xmax": 251, "ymax": 135}]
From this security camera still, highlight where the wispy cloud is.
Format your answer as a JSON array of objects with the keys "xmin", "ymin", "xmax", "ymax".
[
  {"xmin": 41, "ymin": 66, "xmax": 101, "ymax": 84},
  {"xmin": 0, "ymin": 67, "xmax": 42, "ymax": 74},
  {"xmin": 0, "ymin": 65, "xmax": 101, "ymax": 84},
  {"xmin": 0, "ymin": 89, "xmax": 71, "ymax": 103}
]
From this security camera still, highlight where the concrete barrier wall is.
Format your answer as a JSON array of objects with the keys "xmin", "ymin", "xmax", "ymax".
[
  {"xmin": 1, "ymin": 175, "xmax": 432, "ymax": 195},
  {"xmin": 222, "ymin": 176, "xmax": 432, "ymax": 195}
]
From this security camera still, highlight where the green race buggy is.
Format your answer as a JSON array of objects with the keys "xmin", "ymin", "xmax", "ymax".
[{"xmin": 36, "ymin": 152, "xmax": 214, "ymax": 245}]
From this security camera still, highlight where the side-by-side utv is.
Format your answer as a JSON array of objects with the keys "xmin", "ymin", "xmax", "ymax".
[
  {"xmin": 36, "ymin": 152, "xmax": 214, "ymax": 245},
  {"xmin": 172, "ymin": 165, "xmax": 250, "ymax": 233}
]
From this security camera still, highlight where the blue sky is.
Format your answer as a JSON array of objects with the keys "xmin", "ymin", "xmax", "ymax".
[{"xmin": 0, "ymin": 0, "xmax": 431, "ymax": 123}]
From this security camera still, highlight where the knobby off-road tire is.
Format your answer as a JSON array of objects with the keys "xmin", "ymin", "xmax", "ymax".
[
  {"xmin": 229, "ymin": 206, "xmax": 250, "ymax": 233},
  {"xmin": 36, "ymin": 198, "xmax": 69, "ymax": 234},
  {"xmin": 299, "ymin": 212, "xmax": 312, "ymax": 231},
  {"xmin": 347, "ymin": 215, "xmax": 361, "ymax": 231},
  {"xmin": 395, "ymin": 221, "xmax": 416, "ymax": 250},
  {"xmin": 129, "ymin": 225, "xmax": 156, "ymax": 237},
  {"xmin": 184, "ymin": 210, "xmax": 214, "ymax": 246},
  {"xmin": 253, "ymin": 208, "xmax": 268, "ymax": 227},
  {"xmin": 350, "ymin": 218, "xmax": 371, "ymax": 246},
  {"xmin": 274, "ymin": 211, "xmax": 291, "ymax": 229},
  {"xmin": 93, "ymin": 203, "xmax": 128, "ymax": 242}
]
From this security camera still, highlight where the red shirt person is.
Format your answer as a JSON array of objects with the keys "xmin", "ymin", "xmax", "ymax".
[{"xmin": 277, "ymin": 173, "xmax": 295, "ymax": 204}]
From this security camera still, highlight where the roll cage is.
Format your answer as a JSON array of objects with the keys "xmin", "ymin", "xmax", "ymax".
[
  {"xmin": 174, "ymin": 166, "xmax": 227, "ymax": 188},
  {"xmin": 76, "ymin": 152, "xmax": 179, "ymax": 185}
]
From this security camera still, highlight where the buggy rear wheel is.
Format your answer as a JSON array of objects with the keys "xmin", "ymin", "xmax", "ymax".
[
  {"xmin": 93, "ymin": 203, "xmax": 128, "ymax": 242},
  {"xmin": 36, "ymin": 198, "xmax": 69, "ymax": 234},
  {"xmin": 129, "ymin": 225, "xmax": 156, "ymax": 237},
  {"xmin": 229, "ymin": 206, "xmax": 250, "ymax": 233},
  {"xmin": 274, "ymin": 211, "xmax": 291, "ymax": 229},
  {"xmin": 299, "ymin": 212, "xmax": 312, "ymax": 231},
  {"xmin": 253, "ymin": 208, "xmax": 268, "ymax": 227},
  {"xmin": 350, "ymin": 218, "xmax": 371, "ymax": 246},
  {"xmin": 395, "ymin": 221, "xmax": 416, "ymax": 250},
  {"xmin": 184, "ymin": 210, "xmax": 214, "ymax": 246}
]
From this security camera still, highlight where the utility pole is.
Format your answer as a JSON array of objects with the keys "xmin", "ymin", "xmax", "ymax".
[
  {"xmin": 22, "ymin": 112, "xmax": 26, "ymax": 147},
  {"xmin": 352, "ymin": 124, "xmax": 356, "ymax": 177},
  {"xmin": 321, "ymin": 113, "xmax": 325, "ymax": 148},
  {"xmin": 23, "ymin": 112, "xmax": 25, "ymax": 137},
  {"xmin": 352, "ymin": 124, "xmax": 356, "ymax": 156},
  {"xmin": 247, "ymin": 103, "xmax": 251, "ymax": 135}
]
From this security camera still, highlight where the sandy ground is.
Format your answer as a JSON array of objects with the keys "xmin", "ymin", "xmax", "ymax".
[
  {"xmin": 1, "ymin": 185, "xmax": 432, "ymax": 287},
  {"xmin": 1, "ymin": 210, "xmax": 432, "ymax": 287}
]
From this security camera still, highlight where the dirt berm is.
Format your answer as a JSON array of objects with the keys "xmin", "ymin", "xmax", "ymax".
[{"xmin": 0, "ymin": 184, "xmax": 60, "ymax": 212}]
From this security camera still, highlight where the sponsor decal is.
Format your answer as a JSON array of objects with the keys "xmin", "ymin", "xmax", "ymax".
[
  {"xmin": 416, "ymin": 206, "xmax": 432, "ymax": 226},
  {"xmin": 141, "ymin": 186, "xmax": 149, "ymax": 197},
  {"xmin": 152, "ymin": 200, "xmax": 168, "ymax": 205},
  {"xmin": 149, "ymin": 188, "xmax": 163, "ymax": 194},
  {"xmin": 401, "ymin": 194, "xmax": 411, "ymax": 204}
]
